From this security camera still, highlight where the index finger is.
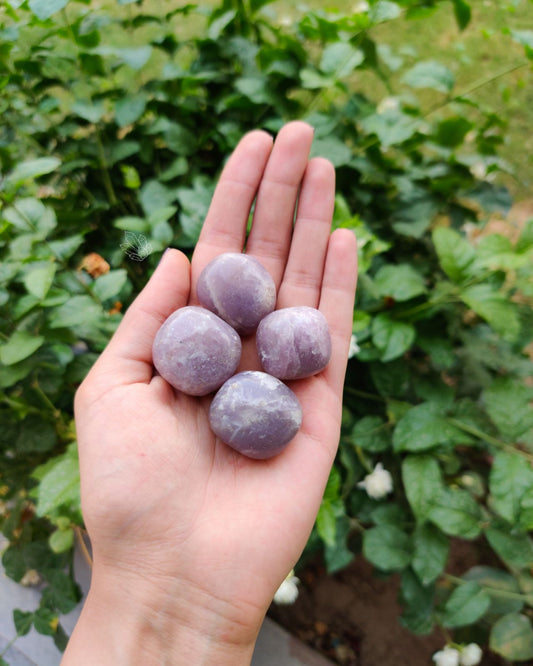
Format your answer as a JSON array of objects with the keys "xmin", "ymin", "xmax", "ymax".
[{"xmin": 191, "ymin": 130, "xmax": 274, "ymax": 297}]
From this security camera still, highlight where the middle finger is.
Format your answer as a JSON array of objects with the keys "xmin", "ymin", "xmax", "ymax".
[{"xmin": 245, "ymin": 121, "xmax": 314, "ymax": 287}]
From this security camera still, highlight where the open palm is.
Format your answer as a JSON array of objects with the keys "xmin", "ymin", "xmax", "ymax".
[{"xmin": 67, "ymin": 122, "xmax": 357, "ymax": 665}]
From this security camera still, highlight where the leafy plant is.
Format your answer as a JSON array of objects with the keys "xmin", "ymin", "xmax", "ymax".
[{"xmin": 1, "ymin": 0, "xmax": 532, "ymax": 662}]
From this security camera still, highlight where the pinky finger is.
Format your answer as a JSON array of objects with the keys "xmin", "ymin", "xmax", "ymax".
[{"xmin": 318, "ymin": 229, "xmax": 358, "ymax": 395}]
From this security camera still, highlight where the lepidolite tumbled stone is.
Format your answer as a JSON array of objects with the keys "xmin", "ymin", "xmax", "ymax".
[
  {"xmin": 152, "ymin": 306, "xmax": 241, "ymax": 396},
  {"xmin": 197, "ymin": 253, "xmax": 276, "ymax": 335},
  {"xmin": 256, "ymin": 306, "xmax": 331, "ymax": 380},
  {"xmin": 209, "ymin": 371, "xmax": 302, "ymax": 459}
]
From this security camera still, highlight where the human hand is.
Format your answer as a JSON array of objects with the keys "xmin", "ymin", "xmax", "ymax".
[{"xmin": 63, "ymin": 121, "xmax": 357, "ymax": 665}]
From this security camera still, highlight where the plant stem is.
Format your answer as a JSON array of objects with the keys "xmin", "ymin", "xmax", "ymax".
[
  {"xmin": 95, "ymin": 127, "xmax": 118, "ymax": 206},
  {"xmin": 443, "ymin": 573, "xmax": 531, "ymax": 602},
  {"xmin": 446, "ymin": 417, "xmax": 533, "ymax": 463}
]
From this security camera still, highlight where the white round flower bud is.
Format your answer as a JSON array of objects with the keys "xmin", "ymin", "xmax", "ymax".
[
  {"xmin": 460, "ymin": 643, "xmax": 482, "ymax": 666},
  {"xmin": 358, "ymin": 463, "xmax": 393, "ymax": 500},
  {"xmin": 433, "ymin": 646, "xmax": 460, "ymax": 666},
  {"xmin": 273, "ymin": 570, "xmax": 300, "ymax": 605}
]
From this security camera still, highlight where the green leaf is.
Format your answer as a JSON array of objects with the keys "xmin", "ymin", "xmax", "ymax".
[
  {"xmin": 16, "ymin": 415, "xmax": 57, "ymax": 453},
  {"xmin": 33, "ymin": 443, "xmax": 80, "ymax": 517},
  {"xmin": 374, "ymin": 264, "xmax": 426, "ymax": 301},
  {"xmin": 427, "ymin": 488, "xmax": 482, "ymax": 539},
  {"xmin": 140, "ymin": 180, "xmax": 175, "ymax": 217},
  {"xmin": 489, "ymin": 451, "xmax": 533, "ymax": 523},
  {"xmin": 393, "ymin": 403, "xmax": 464, "ymax": 453},
  {"xmin": 484, "ymin": 378, "xmax": 533, "ymax": 442},
  {"xmin": 113, "ymin": 216, "xmax": 149, "ymax": 232},
  {"xmin": 92, "ymin": 269, "xmax": 128, "ymax": 301},
  {"xmin": 464, "ymin": 566, "xmax": 524, "ymax": 615},
  {"xmin": 441, "ymin": 581, "xmax": 490, "ymax": 628},
  {"xmin": 402, "ymin": 61, "xmax": 454, "ymax": 93},
  {"xmin": 49, "ymin": 295, "xmax": 103, "ymax": 329},
  {"xmin": 432, "ymin": 227, "xmax": 475, "ymax": 283},
  {"xmin": 0, "ymin": 330, "xmax": 45, "ymax": 365},
  {"xmin": 49, "ymin": 527, "xmax": 74, "ymax": 554},
  {"xmin": 115, "ymin": 94, "xmax": 147, "ymax": 128},
  {"xmin": 28, "ymin": 0, "xmax": 68, "ymax": 20},
  {"xmin": 176, "ymin": 177, "xmax": 215, "ymax": 247},
  {"xmin": 369, "ymin": 0, "xmax": 401, "ymax": 22},
  {"xmin": 352, "ymin": 415, "xmax": 391, "ymax": 452},
  {"xmin": 316, "ymin": 500, "xmax": 337, "ymax": 547},
  {"xmin": 402, "ymin": 454, "xmax": 443, "ymax": 522},
  {"xmin": 363, "ymin": 525, "xmax": 412, "ymax": 571},
  {"xmin": 4, "ymin": 157, "xmax": 61, "ymax": 190},
  {"xmin": 369, "ymin": 358, "xmax": 409, "ymax": 397},
  {"xmin": 485, "ymin": 526, "xmax": 533, "ymax": 569},
  {"xmin": 323, "ymin": 512, "xmax": 354, "ymax": 573},
  {"xmin": 208, "ymin": 9, "xmax": 236, "ymax": 39},
  {"xmin": 412, "ymin": 524, "xmax": 449, "ymax": 586},
  {"xmin": 320, "ymin": 42, "xmax": 364, "ymax": 77},
  {"xmin": 372, "ymin": 314, "xmax": 415, "ymax": 362},
  {"xmin": 72, "ymin": 99, "xmax": 105, "ymax": 123},
  {"xmin": 490, "ymin": 613, "xmax": 533, "ymax": 661},
  {"xmin": 34, "ymin": 608, "xmax": 58, "ymax": 636},
  {"xmin": 435, "ymin": 117, "xmax": 473, "ymax": 148},
  {"xmin": 399, "ymin": 569, "xmax": 435, "ymax": 635},
  {"xmin": 41, "ymin": 569, "xmax": 80, "ymax": 614},
  {"xmin": 13, "ymin": 609, "xmax": 34, "ymax": 637},
  {"xmin": 23, "ymin": 263, "xmax": 56, "ymax": 300},
  {"xmin": 460, "ymin": 284, "xmax": 521, "ymax": 341},
  {"xmin": 310, "ymin": 136, "xmax": 352, "ymax": 167},
  {"xmin": 3, "ymin": 198, "xmax": 57, "ymax": 236},
  {"xmin": 452, "ymin": 0, "xmax": 471, "ymax": 30},
  {"xmin": 360, "ymin": 111, "xmax": 418, "ymax": 148}
]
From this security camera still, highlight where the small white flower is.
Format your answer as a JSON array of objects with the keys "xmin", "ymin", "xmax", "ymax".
[
  {"xmin": 273, "ymin": 570, "xmax": 299, "ymax": 605},
  {"xmin": 348, "ymin": 334, "xmax": 361, "ymax": 358},
  {"xmin": 377, "ymin": 96, "xmax": 400, "ymax": 114},
  {"xmin": 470, "ymin": 162, "xmax": 487, "ymax": 180},
  {"xmin": 352, "ymin": 1, "xmax": 370, "ymax": 13},
  {"xmin": 433, "ymin": 646, "xmax": 461, "ymax": 666},
  {"xmin": 20, "ymin": 569, "xmax": 41, "ymax": 587},
  {"xmin": 358, "ymin": 462, "xmax": 393, "ymax": 500},
  {"xmin": 279, "ymin": 15, "xmax": 292, "ymax": 27},
  {"xmin": 460, "ymin": 643, "xmax": 482, "ymax": 666}
]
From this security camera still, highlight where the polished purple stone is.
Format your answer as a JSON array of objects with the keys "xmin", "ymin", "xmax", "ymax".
[
  {"xmin": 197, "ymin": 253, "xmax": 276, "ymax": 336},
  {"xmin": 256, "ymin": 306, "xmax": 331, "ymax": 380},
  {"xmin": 152, "ymin": 306, "xmax": 241, "ymax": 396},
  {"xmin": 209, "ymin": 371, "xmax": 302, "ymax": 459}
]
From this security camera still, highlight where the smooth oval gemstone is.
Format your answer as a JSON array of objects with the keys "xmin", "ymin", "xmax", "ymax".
[
  {"xmin": 197, "ymin": 253, "xmax": 276, "ymax": 336},
  {"xmin": 209, "ymin": 371, "xmax": 302, "ymax": 459},
  {"xmin": 152, "ymin": 306, "xmax": 241, "ymax": 396},
  {"xmin": 256, "ymin": 306, "xmax": 331, "ymax": 380}
]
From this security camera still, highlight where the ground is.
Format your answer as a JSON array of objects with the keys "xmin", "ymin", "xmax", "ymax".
[{"xmin": 270, "ymin": 544, "xmax": 510, "ymax": 666}]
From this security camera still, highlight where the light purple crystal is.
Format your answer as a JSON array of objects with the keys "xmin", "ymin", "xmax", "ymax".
[
  {"xmin": 152, "ymin": 306, "xmax": 241, "ymax": 396},
  {"xmin": 197, "ymin": 253, "xmax": 276, "ymax": 336},
  {"xmin": 256, "ymin": 306, "xmax": 331, "ymax": 380},
  {"xmin": 209, "ymin": 371, "xmax": 302, "ymax": 459}
]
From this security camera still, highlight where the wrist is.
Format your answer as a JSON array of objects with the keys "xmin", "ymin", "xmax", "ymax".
[{"xmin": 62, "ymin": 559, "xmax": 260, "ymax": 666}]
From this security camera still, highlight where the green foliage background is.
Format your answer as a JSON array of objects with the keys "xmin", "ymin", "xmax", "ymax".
[{"xmin": 1, "ymin": 0, "xmax": 533, "ymax": 661}]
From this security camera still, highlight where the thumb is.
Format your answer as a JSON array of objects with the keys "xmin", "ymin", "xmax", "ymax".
[{"xmin": 86, "ymin": 249, "xmax": 190, "ymax": 390}]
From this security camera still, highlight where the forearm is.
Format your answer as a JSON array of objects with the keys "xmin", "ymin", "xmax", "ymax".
[{"xmin": 62, "ymin": 565, "xmax": 259, "ymax": 666}]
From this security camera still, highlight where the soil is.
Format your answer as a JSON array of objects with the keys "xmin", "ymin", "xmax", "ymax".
[{"xmin": 269, "ymin": 542, "xmax": 510, "ymax": 666}]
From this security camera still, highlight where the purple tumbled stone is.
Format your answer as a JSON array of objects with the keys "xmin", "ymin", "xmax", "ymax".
[
  {"xmin": 197, "ymin": 253, "xmax": 276, "ymax": 335},
  {"xmin": 209, "ymin": 371, "xmax": 302, "ymax": 460},
  {"xmin": 152, "ymin": 306, "xmax": 241, "ymax": 396},
  {"xmin": 256, "ymin": 306, "xmax": 331, "ymax": 380}
]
